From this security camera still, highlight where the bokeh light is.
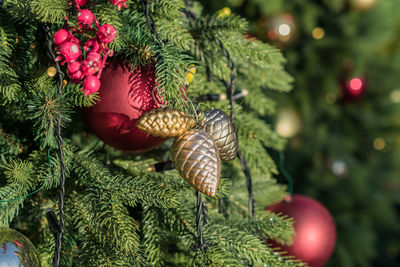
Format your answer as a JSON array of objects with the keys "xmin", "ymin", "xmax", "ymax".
[
  {"xmin": 348, "ymin": 78, "xmax": 364, "ymax": 95},
  {"xmin": 312, "ymin": 27, "xmax": 325, "ymax": 40},
  {"xmin": 278, "ymin": 23, "xmax": 291, "ymax": 36},
  {"xmin": 373, "ymin": 138, "xmax": 386, "ymax": 150}
]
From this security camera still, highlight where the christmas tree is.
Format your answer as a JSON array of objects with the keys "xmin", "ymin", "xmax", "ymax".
[
  {"xmin": 202, "ymin": 0, "xmax": 400, "ymax": 266},
  {"xmin": 0, "ymin": 0, "xmax": 312, "ymax": 266}
]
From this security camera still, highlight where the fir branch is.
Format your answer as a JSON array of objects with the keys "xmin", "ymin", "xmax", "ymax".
[
  {"xmin": 119, "ymin": 25, "xmax": 158, "ymax": 67},
  {"xmin": 0, "ymin": 19, "xmax": 21, "ymax": 101},
  {"xmin": 64, "ymin": 83, "xmax": 99, "ymax": 107},
  {"xmin": 156, "ymin": 18, "xmax": 194, "ymax": 50},
  {"xmin": 240, "ymin": 85, "xmax": 277, "ymax": 116},
  {"xmin": 96, "ymin": 193, "xmax": 141, "ymax": 257},
  {"xmin": 189, "ymin": 14, "xmax": 248, "ymax": 39},
  {"xmin": 155, "ymin": 43, "xmax": 194, "ymax": 109},
  {"xmin": 203, "ymin": 224, "xmax": 305, "ymax": 266},
  {"xmin": 0, "ymin": 125, "xmax": 24, "ymax": 158},
  {"xmin": 0, "ymin": 159, "xmax": 35, "ymax": 226},
  {"xmin": 74, "ymin": 154, "xmax": 179, "ymax": 208},
  {"xmin": 142, "ymin": 206, "xmax": 166, "ymax": 266},
  {"xmin": 68, "ymin": 191, "xmax": 145, "ymax": 265},
  {"xmin": 27, "ymin": 86, "xmax": 72, "ymax": 149},
  {"xmin": 30, "ymin": 0, "xmax": 68, "ymax": 24},
  {"xmin": 109, "ymin": 174, "xmax": 180, "ymax": 209},
  {"xmin": 12, "ymin": 23, "xmax": 38, "ymax": 79},
  {"xmin": 3, "ymin": 158, "xmax": 35, "ymax": 184},
  {"xmin": 224, "ymin": 213, "xmax": 295, "ymax": 246},
  {"xmin": 28, "ymin": 146, "xmax": 74, "ymax": 190},
  {"xmin": 235, "ymin": 110, "xmax": 286, "ymax": 151},
  {"xmin": 151, "ymin": 0, "xmax": 185, "ymax": 19},
  {"xmin": 2, "ymin": 0, "xmax": 35, "ymax": 23},
  {"xmin": 226, "ymin": 33, "xmax": 287, "ymax": 67}
]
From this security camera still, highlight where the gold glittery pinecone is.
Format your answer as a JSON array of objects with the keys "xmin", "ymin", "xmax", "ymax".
[
  {"xmin": 137, "ymin": 107, "xmax": 196, "ymax": 138},
  {"xmin": 171, "ymin": 129, "xmax": 221, "ymax": 197},
  {"xmin": 200, "ymin": 109, "xmax": 238, "ymax": 161}
]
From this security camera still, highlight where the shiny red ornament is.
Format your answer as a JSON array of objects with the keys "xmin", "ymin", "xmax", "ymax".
[
  {"xmin": 109, "ymin": 0, "xmax": 128, "ymax": 10},
  {"xmin": 60, "ymin": 41, "xmax": 81, "ymax": 62},
  {"xmin": 77, "ymin": 9, "xmax": 94, "ymax": 25},
  {"xmin": 98, "ymin": 24, "xmax": 117, "ymax": 43},
  {"xmin": 267, "ymin": 195, "xmax": 336, "ymax": 267},
  {"xmin": 83, "ymin": 64, "xmax": 168, "ymax": 151}
]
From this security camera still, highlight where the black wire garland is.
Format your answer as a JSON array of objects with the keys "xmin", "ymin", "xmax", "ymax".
[
  {"xmin": 217, "ymin": 39, "xmax": 254, "ymax": 218},
  {"xmin": 183, "ymin": 0, "xmax": 255, "ymax": 218},
  {"xmin": 44, "ymin": 24, "xmax": 66, "ymax": 267},
  {"xmin": 215, "ymin": 39, "xmax": 235, "ymax": 120}
]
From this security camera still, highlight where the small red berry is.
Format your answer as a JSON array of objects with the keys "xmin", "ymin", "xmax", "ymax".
[
  {"xmin": 54, "ymin": 29, "xmax": 69, "ymax": 45},
  {"xmin": 83, "ymin": 76, "xmax": 101, "ymax": 95},
  {"xmin": 75, "ymin": 0, "xmax": 87, "ymax": 6},
  {"xmin": 81, "ymin": 53, "xmax": 102, "ymax": 76},
  {"xmin": 84, "ymin": 38, "xmax": 101, "ymax": 54},
  {"xmin": 71, "ymin": 70, "xmax": 84, "ymax": 80},
  {"xmin": 77, "ymin": 9, "xmax": 94, "ymax": 25},
  {"xmin": 60, "ymin": 41, "xmax": 82, "ymax": 62},
  {"xmin": 109, "ymin": 0, "xmax": 128, "ymax": 10},
  {"xmin": 98, "ymin": 24, "xmax": 117, "ymax": 43},
  {"xmin": 68, "ymin": 61, "xmax": 81, "ymax": 74}
]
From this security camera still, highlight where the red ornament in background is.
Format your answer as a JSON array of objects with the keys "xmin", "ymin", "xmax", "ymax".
[
  {"xmin": 267, "ymin": 195, "xmax": 336, "ymax": 267},
  {"xmin": 83, "ymin": 64, "xmax": 168, "ymax": 151},
  {"xmin": 343, "ymin": 76, "xmax": 366, "ymax": 100}
]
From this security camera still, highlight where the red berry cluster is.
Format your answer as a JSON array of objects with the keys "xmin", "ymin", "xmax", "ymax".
[
  {"xmin": 109, "ymin": 0, "xmax": 128, "ymax": 10},
  {"xmin": 53, "ymin": 0, "xmax": 118, "ymax": 95}
]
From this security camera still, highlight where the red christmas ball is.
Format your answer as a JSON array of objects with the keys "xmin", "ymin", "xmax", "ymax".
[
  {"xmin": 267, "ymin": 195, "xmax": 336, "ymax": 267},
  {"xmin": 342, "ymin": 76, "xmax": 366, "ymax": 100},
  {"xmin": 83, "ymin": 64, "xmax": 168, "ymax": 151}
]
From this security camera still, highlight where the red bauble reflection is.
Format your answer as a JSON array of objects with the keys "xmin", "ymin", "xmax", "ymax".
[
  {"xmin": 267, "ymin": 195, "xmax": 336, "ymax": 267},
  {"xmin": 83, "ymin": 64, "xmax": 167, "ymax": 151}
]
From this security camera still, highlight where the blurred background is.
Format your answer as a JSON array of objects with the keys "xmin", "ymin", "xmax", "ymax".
[{"xmin": 201, "ymin": 0, "xmax": 400, "ymax": 266}]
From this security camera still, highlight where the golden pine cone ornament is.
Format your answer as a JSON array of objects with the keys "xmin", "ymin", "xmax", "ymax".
[
  {"xmin": 137, "ymin": 107, "xmax": 196, "ymax": 138},
  {"xmin": 200, "ymin": 109, "xmax": 239, "ymax": 161},
  {"xmin": 171, "ymin": 129, "xmax": 221, "ymax": 197}
]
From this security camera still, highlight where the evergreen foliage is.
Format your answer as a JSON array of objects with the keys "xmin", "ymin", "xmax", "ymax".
[
  {"xmin": 0, "ymin": 0, "xmax": 304, "ymax": 266},
  {"xmin": 202, "ymin": 0, "xmax": 400, "ymax": 266}
]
